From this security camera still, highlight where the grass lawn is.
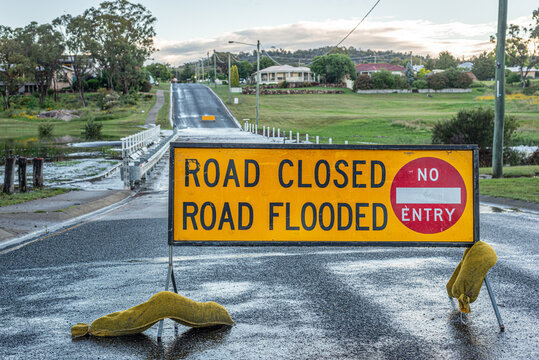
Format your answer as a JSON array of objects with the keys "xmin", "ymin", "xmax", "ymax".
[
  {"xmin": 0, "ymin": 188, "xmax": 70, "ymax": 207},
  {"xmin": 480, "ymin": 177, "xmax": 539, "ymax": 203},
  {"xmin": 214, "ymin": 85, "xmax": 539, "ymax": 145},
  {"xmin": 479, "ymin": 165, "xmax": 539, "ymax": 177},
  {"xmin": 156, "ymin": 89, "xmax": 171, "ymax": 129}
]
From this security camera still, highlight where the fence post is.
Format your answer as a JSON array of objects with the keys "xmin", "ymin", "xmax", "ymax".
[
  {"xmin": 33, "ymin": 158, "xmax": 44, "ymax": 189},
  {"xmin": 278, "ymin": 129, "xmax": 280, "ymax": 138},
  {"xmin": 306, "ymin": 134, "xmax": 309, "ymax": 143},
  {"xmin": 18, "ymin": 157, "xmax": 27, "ymax": 193},
  {"xmin": 289, "ymin": 130, "xmax": 292, "ymax": 140},
  {"xmin": 345, "ymin": 140, "xmax": 348, "ymax": 145},
  {"xmin": 329, "ymin": 138, "xmax": 332, "ymax": 144},
  {"xmin": 273, "ymin": 127, "xmax": 275, "ymax": 138},
  {"xmin": 3, "ymin": 157, "xmax": 15, "ymax": 194},
  {"xmin": 316, "ymin": 136, "xmax": 319, "ymax": 144},
  {"xmin": 297, "ymin": 132, "xmax": 300, "ymax": 143}
]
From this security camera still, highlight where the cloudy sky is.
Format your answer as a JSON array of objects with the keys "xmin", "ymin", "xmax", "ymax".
[{"xmin": 1, "ymin": 0, "xmax": 537, "ymax": 65}]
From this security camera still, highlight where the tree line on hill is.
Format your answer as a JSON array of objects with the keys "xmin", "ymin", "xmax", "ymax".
[{"xmin": 0, "ymin": 0, "xmax": 156, "ymax": 110}]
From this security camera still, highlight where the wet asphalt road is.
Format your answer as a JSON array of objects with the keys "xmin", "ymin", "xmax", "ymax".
[
  {"xmin": 172, "ymin": 83, "xmax": 238, "ymax": 129},
  {"xmin": 0, "ymin": 155, "xmax": 538, "ymax": 359},
  {"xmin": 1, "ymin": 88, "xmax": 538, "ymax": 359}
]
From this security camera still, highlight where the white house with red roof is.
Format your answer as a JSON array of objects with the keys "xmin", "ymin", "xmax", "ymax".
[{"xmin": 355, "ymin": 63, "xmax": 406, "ymax": 76}]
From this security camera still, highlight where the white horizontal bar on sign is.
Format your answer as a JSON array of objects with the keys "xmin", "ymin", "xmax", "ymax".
[{"xmin": 396, "ymin": 187, "xmax": 461, "ymax": 204}]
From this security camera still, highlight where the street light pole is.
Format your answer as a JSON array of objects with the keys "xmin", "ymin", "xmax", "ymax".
[
  {"xmin": 256, "ymin": 40, "xmax": 260, "ymax": 128},
  {"xmin": 228, "ymin": 53, "xmax": 231, "ymax": 104},
  {"xmin": 214, "ymin": 50, "xmax": 217, "ymax": 89}
]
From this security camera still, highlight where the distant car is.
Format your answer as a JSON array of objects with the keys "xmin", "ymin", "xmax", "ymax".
[
  {"xmin": 240, "ymin": 78, "xmax": 246, "ymax": 85},
  {"xmin": 171, "ymin": 78, "xmax": 177, "ymax": 83}
]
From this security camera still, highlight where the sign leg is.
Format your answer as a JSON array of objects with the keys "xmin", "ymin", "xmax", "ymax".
[
  {"xmin": 157, "ymin": 245, "xmax": 174, "ymax": 342},
  {"xmin": 484, "ymin": 275, "xmax": 505, "ymax": 331}
]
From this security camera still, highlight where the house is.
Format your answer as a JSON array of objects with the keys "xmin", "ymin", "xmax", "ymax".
[
  {"xmin": 355, "ymin": 63, "xmax": 405, "ymax": 76},
  {"xmin": 251, "ymin": 65, "xmax": 314, "ymax": 84},
  {"xmin": 506, "ymin": 66, "xmax": 539, "ymax": 79},
  {"xmin": 457, "ymin": 62, "xmax": 474, "ymax": 71}
]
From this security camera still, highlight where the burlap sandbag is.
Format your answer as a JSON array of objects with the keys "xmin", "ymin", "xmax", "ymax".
[
  {"xmin": 71, "ymin": 291, "xmax": 234, "ymax": 337},
  {"xmin": 446, "ymin": 241, "xmax": 497, "ymax": 313}
]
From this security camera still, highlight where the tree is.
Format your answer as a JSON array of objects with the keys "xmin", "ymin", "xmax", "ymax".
[
  {"xmin": 505, "ymin": 8, "xmax": 539, "ymax": 88},
  {"xmin": 230, "ymin": 65, "xmax": 239, "ymax": 87},
  {"xmin": 310, "ymin": 54, "xmax": 356, "ymax": 84},
  {"xmin": 18, "ymin": 22, "xmax": 65, "ymax": 104},
  {"xmin": 236, "ymin": 60, "xmax": 252, "ymax": 79},
  {"xmin": 426, "ymin": 72, "xmax": 448, "ymax": 90},
  {"xmin": 259, "ymin": 56, "xmax": 275, "ymax": 70},
  {"xmin": 417, "ymin": 68, "xmax": 431, "ymax": 79},
  {"xmin": 84, "ymin": 0, "xmax": 156, "ymax": 94},
  {"xmin": 424, "ymin": 56, "xmax": 436, "ymax": 71},
  {"xmin": 472, "ymin": 51, "xmax": 495, "ymax": 80},
  {"xmin": 145, "ymin": 63, "xmax": 172, "ymax": 82},
  {"xmin": 404, "ymin": 62, "xmax": 414, "ymax": 85},
  {"xmin": 435, "ymin": 51, "xmax": 457, "ymax": 69},
  {"xmin": 0, "ymin": 26, "xmax": 26, "ymax": 110},
  {"xmin": 390, "ymin": 57, "xmax": 405, "ymax": 67},
  {"xmin": 53, "ymin": 14, "xmax": 95, "ymax": 106},
  {"xmin": 179, "ymin": 64, "xmax": 194, "ymax": 82}
]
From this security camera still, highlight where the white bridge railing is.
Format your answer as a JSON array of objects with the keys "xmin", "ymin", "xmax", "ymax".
[{"xmin": 121, "ymin": 125, "xmax": 161, "ymax": 158}]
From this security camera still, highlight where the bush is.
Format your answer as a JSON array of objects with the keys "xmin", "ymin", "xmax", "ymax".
[
  {"xmin": 38, "ymin": 122, "xmax": 54, "ymax": 139},
  {"xmin": 82, "ymin": 119, "xmax": 103, "ymax": 140},
  {"xmin": 454, "ymin": 72, "xmax": 473, "ymax": 88},
  {"xmin": 431, "ymin": 107, "xmax": 519, "ymax": 165},
  {"xmin": 506, "ymin": 72, "xmax": 520, "ymax": 84},
  {"xmin": 96, "ymin": 88, "xmax": 120, "ymax": 110},
  {"xmin": 140, "ymin": 80, "xmax": 152, "ymax": 93},
  {"xmin": 426, "ymin": 73, "xmax": 448, "ymax": 90},
  {"xmin": 412, "ymin": 79, "xmax": 428, "ymax": 89},
  {"xmin": 354, "ymin": 74, "xmax": 374, "ymax": 90},
  {"xmin": 143, "ymin": 94, "xmax": 153, "ymax": 101},
  {"xmin": 278, "ymin": 81, "xmax": 289, "ymax": 88},
  {"xmin": 393, "ymin": 75, "xmax": 410, "ymax": 89},
  {"xmin": 86, "ymin": 79, "xmax": 100, "ymax": 91},
  {"xmin": 372, "ymin": 70, "xmax": 395, "ymax": 89}
]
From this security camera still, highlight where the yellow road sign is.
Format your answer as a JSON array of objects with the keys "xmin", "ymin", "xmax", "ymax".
[
  {"xmin": 169, "ymin": 144, "xmax": 478, "ymax": 246},
  {"xmin": 201, "ymin": 115, "xmax": 215, "ymax": 121}
]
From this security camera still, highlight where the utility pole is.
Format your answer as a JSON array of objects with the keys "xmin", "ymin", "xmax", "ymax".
[
  {"xmin": 228, "ymin": 53, "xmax": 231, "ymax": 104},
  {"xmin": 492, "ymin": 0, "xmax": 508, "ymax": 178},
  {"xmin": 256, "ymin": 40, "xmax": 260, "ymax": 128},
  {"xmin": 195, "ymin": 62, "xmax": 198, "ymax": 83},
  {"xmin": 201, "ymin": 60, "xmax": 204, "ymax": 82},
  {"xmin": 214, "ymin": 50, "xmax": 217, "ymax": 89},
  {"xmin": 410, "ymin": 51, "xmax": 413, "ymax": 66},
  {"xmin": 207, "ymin": 52, "xmax": 210, "ymax": 83}
]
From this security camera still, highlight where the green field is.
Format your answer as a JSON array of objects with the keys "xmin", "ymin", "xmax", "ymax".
[
  {"xmin": 215, "ymin": 85, "xmax": 539, "ymax": 145},
  {"xmin": 480, "ymin": 177, "xmax": 539, "ymax": 203}
]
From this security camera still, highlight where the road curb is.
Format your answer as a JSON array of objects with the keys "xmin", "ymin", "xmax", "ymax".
[
  {"xmin": 480, "ymin": 195, "xmax": 539, "ymax": 212},
  {"xmin": 0, "ymin": 190, "xmax": 135, "ymax": 252}
]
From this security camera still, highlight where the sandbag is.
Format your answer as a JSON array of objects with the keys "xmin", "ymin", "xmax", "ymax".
[
  {"xmin": 448, "ymin": 241, "xmax": 497, "ymax": 313},
  {"xmin": 446, "ymin": 248, "xmax": 470, "ymax": 298},
  {"xmin": 71, "ymin": 291, "xmax": 235, "ymax": 337}
]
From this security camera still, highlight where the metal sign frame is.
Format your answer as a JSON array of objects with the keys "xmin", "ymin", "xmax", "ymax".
[
  {"xmin": 157, "ymin": 142, "xmax": 504, "ymax": 341},
  {"xmin": 168, "ymin": 142, "xmax": 480, "ymax": 247}
]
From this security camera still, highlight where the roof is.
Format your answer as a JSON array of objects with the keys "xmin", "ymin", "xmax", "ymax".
[
  {"xmin": 257, "ymin": 65, "xmax": 311, "ymax": 73},
  {"xmin": 457, "ymin": 62, "xmax": 473, "ymax": 69},
  {"xmin": 506, "ymin": 66, "xmax": 539, "ymax": 72},
  {"xmin": 355, "ymin": 63, "xmax": 405, "ymax": 72}
]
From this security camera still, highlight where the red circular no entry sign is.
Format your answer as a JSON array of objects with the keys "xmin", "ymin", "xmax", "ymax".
[{"xmin": 390, "ymin": 157, "xmax": 467, "ymax": 234}]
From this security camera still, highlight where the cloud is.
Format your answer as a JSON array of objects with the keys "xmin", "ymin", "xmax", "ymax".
[{"xmin": 152, "ymin": 16, "xmax": 531, "ymax": 65}]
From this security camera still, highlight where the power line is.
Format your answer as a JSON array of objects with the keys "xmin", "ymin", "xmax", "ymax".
[{"xmin": 309, "ymin": 0, "xmax": 382, "ymax": 65}]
